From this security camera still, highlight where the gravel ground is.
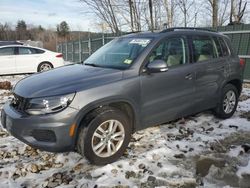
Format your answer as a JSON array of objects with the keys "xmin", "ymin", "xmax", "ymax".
[{"xmin": 0, "ymin": 75, "xmax": 250, "ymax": 188}]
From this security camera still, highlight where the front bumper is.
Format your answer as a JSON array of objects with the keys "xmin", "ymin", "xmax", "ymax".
[{"xmin": 1, "ymin": 102, "xmax": 79, "ymax": 152}]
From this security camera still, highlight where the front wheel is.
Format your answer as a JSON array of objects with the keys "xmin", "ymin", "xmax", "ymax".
[
  {"xmin": 77, "ymin": 107, "xmax": 132, "ymax": 165},
  {"xmin": 214, "ymin": 84, "xmax": 239, "ymax": 119}
]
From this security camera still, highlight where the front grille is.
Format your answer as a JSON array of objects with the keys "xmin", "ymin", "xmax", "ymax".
[
  {"xmin": 11, "ymin": 94, "xmax": 27, "ymax": 112},
  {"xmin": 31, "ymin": 129, "xmax": 56, "ymax": 142}
]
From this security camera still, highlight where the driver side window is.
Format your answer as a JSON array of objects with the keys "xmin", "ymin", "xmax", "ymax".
[{"xmin": 149, "ymin": 37, "xmax": 188, "ymax": 67}]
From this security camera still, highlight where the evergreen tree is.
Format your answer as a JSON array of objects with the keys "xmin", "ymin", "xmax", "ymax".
[
  {"xmin": 56, "ymin": 21, "xmax": 70, "ymax": 39},
  {"xmin": 16, "ymin": 20, "xmax": 28, "ymax": 39}
]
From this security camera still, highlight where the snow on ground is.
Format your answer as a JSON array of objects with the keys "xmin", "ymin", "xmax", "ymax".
[{"xmin": 0, "ymin": 75, "xmax": 250, "ymax": 188}]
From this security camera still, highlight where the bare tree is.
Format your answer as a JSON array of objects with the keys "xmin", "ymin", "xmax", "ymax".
[
  {"xmin": 229, "ymin": 0, "xmax": 247, "ymax": 24},
  {"xmin": 149, "ymin": 0, "xmax": 154, "ymax": 31},
  {"xmin": 80, "ymin": 0, "xmax": 120, "ymax": 34},
  {"xmin": 162, "ymin": 0, "xmax": 177, "ymax": 28},
  {"xmin": 127, "ymin": 0, "xmax": 142, "ymax": 31},
  {"xmin": 218, "ymin": 0, "xmax": 230, "ymax": 26},
  {"xmin": 128, "ymin": 0, "xmax": 134, "ymax": 31},
  {"xmin": 0, "ymin": 22, "xmax": 13, "ymax": 40},
  {"xmin": 132, "ymin": 0, "xmax": 142, "ymax": 31},
  {"xmin": 177, "ymin": 0, "xmax": 195, "ymax": 27},
  {"xmin": 80, "ymin": 0, "xmax": 249, "ymax": 32},
  {"xmin": 208, "ymin": 0, "xmax": 218, "ymax": 27}
]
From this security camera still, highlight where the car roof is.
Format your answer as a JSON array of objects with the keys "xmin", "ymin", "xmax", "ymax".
[
  {"xmin": 0, "ymin": 45, "xmax": 47, "ymax": 51},
  {"xmin": 0, "ymin": 45, "xmax": 24, "ymax": 48}
]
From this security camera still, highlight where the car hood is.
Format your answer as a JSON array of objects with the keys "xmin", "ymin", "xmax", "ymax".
[{"xmin": 14, "ymin": 64, "xmax": 123, "ymax": 98}]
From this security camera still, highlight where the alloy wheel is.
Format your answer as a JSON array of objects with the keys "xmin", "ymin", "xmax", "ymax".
[
  {"xmin": 223, "ymin": 90, "xmax": 236, "ymax": 114},
  {"xmin": 40, "ymin": 63, "xmax": 52, "ymax": 72},
  {"xmin": 91, "ymin": 119, "xmax": 125, "ymax": 158}
]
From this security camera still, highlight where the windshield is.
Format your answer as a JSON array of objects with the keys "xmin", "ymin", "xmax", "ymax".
[{"xmin": 84, "ymin": 37, "xmax": 152, "ymax": 70}]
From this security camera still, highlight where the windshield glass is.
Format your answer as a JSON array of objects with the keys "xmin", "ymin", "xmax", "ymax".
[{"xmin": 84, "ymin": 37, "xmax": 152, "ymax": 69}]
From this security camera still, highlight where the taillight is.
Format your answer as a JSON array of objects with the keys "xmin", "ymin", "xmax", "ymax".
[
  {"xmin": 56, "ymin": 53, "xmax": 63, "ymax": 58},
  {"xmin": 240, "ymin": 58, "xmax": 245, "ymax": 68}
]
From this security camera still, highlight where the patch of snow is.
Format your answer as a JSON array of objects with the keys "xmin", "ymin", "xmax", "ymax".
[{"xmin": 237, "ymin": 160, "xmax": 250, "ymax": 177}]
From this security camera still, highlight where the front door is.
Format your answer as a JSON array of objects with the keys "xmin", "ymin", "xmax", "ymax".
[
  {"xmin": 140, "ymin": 36, "xmax": 196, "ymax": 127},
  {"xmin": 0, "ymin": 47, "xmax": 16, "ymax": 74}
]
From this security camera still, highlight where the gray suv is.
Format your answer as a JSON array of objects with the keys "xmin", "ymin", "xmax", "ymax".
[{"xmin": 1, "ymin": 28, "xmax": 245, "ymax": 165}]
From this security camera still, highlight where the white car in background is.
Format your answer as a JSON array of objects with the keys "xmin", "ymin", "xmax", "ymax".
[{"xmin": 0, "ymin": 45, "xmax": 64, "ymax": 75}]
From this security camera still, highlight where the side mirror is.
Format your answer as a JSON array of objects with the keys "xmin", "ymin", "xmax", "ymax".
[{"xmin": 146, "ymin": 60, "xmax": 168, "ymax": 73}]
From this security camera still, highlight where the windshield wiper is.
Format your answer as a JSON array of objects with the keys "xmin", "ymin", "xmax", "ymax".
[{"xmin": 84, "ymin": 63, "xmax": 101, "ymax": 67}]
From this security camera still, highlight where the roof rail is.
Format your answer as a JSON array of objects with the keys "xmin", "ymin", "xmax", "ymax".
[
  {"xmin": 160, "ymin": 27, "xmax": 217, "ymax": 33},
  {"xmin": 125, "ymin": 31, "xmax": 141, "ymax": 34}
]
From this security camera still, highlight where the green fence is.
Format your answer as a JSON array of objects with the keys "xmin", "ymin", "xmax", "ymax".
[
  {"xmin": 57, "ymin": 25, "xmax": 250, "ymax": 80},
  {"xmin": 57, "ymin": 35, "xmax": 116, "ymax": 63}
]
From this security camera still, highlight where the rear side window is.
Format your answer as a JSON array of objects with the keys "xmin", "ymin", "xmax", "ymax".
[
  {"xmin": 192, "ymin": 36, "xmax": 217, "ymax": 62},
  {"xmin": 18, "ymin": 47, "xmax": 44, "ymax": 55},
  {"xmin": 218, "ymin": 37, "xmax": 230, "ymax": 56},
  {"xmin": 0, "ymin": 47, "xmax": 14, "ymax": 56},
  {"xmin": 34, "ymin": 49, "xmax": 45, "ymax": 54},
  {"xmin": 18, "ymin": 47, "xmax": 34, "ymax": 55}
]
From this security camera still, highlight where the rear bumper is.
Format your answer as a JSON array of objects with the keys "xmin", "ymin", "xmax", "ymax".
[
  {"xmin": 1, "ymin": 102, "xmax": 79, "ymax": 152},
  {"xmin": 52, "ymin": 58, "xmax": 65, "ymax": 68}
]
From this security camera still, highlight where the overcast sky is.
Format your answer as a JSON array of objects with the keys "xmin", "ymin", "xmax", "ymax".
[
  {"xmin": 1, "ymin": 0, "xmax": 250, "ymax": 32},
  {"xmin": 0, "ymin": 0, "xmax": 92, "ymax": 31}
]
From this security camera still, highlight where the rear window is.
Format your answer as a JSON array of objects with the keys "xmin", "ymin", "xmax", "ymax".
[
  {"xmin": 218, "ymin": 37, "xmax": 230, "ymax": 57},
  {"xmin": 0, "ymin": 47, "xmax": 14, "ymax": 56}
]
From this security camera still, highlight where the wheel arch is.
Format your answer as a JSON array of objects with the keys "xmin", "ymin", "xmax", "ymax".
[
  {"xmin": 72, "ymin": 99, "xmax": 139, "ymax": 148},
  {"xmin": 222, "ymin": 78, "xmax": 242, "ymax": 96}
]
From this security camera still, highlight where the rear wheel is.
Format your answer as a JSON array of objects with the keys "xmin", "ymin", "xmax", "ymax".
[
  {"xmin": 214, "ymin": 84, "xmax": 238, "ymax": 119},
  {"xmin": 77, "ymin": 107, "xmax": 131, "ymax": 165},
  {"xmin": 38, "ymin": 62, "xmax": 53, "ymax": 72}
]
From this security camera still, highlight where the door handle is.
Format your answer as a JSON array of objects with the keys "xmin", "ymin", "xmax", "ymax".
[{"xmin": 185, "ymin": 74, "xmax": 193, "ymax": 80}]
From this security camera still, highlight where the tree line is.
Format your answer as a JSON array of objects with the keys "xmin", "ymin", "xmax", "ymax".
[
  {"xmin": 81, "ymin": 0, "xmax": 248, "ymax": 33},
  {"xmin": 0, "ymin": 0, "xmax": 248, "ymax": 50},
  {"xmin": 0, "ymin": 20, "xmax": 82, "ymax": 50}
]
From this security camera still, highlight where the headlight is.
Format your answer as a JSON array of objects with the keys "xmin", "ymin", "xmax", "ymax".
[{"xmin": 26, "ymin": 93, "xmax": 75, "ymax": 115}]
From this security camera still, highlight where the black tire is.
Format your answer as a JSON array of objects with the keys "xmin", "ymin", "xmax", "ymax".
[
  {"xmin": 214, "ymin": 84, "xmax": 239, "ymax": 119},
  {"xmin": 38, "ymin": 62, "xmax": 53, "ymax": 72},
  {"xmin": 77, "ymin": 107, "xmax": 132, "ymax": 165}
]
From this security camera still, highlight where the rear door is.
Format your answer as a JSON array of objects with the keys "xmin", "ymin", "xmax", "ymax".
[
  {"xmin": 16, "ymin": 47, "xmax": 41, "ymax": 73},
  {"xmin": 140, "ymin": 36, "xmax": 196, "ymax": 127},
  {"xmin": 191, "ymin": 35, "xmax": 229, "ymax": 110},
  {"xmin": 0, "ymin": 47, "xmax": 16, "ymax": 74}
]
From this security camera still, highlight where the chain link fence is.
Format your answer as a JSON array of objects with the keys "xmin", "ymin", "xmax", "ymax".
[{"xmin": 57, "ymin": 35, "xmax": 116, "ymax": 63}]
